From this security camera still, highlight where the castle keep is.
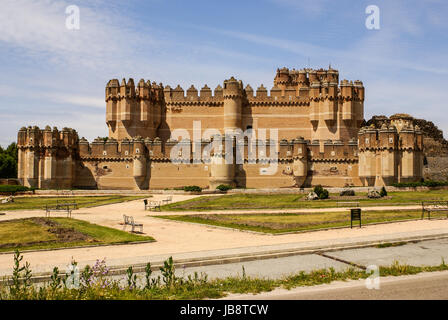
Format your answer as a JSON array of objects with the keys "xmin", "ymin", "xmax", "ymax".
[{"xmin": 17, "ymin": 67, "xmax": 424, "ymax": 190}]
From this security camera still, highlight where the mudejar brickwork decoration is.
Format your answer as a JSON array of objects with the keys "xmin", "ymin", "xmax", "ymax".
[{"xmin": 17, "ymin": 67, "xmax": 424, "ymax": 190}]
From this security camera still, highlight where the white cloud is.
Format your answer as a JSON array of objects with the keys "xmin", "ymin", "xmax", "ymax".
[
  {"xmin": 42, "ymin": 93, "xmax": 104, "ymax": 109},
  {"xmin": 0, "ymin": 0, "xmax": 156, "ymax": 70}
]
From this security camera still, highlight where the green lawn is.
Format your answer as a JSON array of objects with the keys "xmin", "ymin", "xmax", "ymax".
[
  {"xmin": 161, "ymin": 190, "xmax": 448, "ymax": 211},
  {"xmin": 157, "ymin": 209, "xmax": 428, "ymax": 234},
  {"xmin": 0, "ymin": 218, "xmax": 154, "ymax": 252},
  {"xmin": 0, "ymin": 195, "xmax": 148, "ymax": 211}
]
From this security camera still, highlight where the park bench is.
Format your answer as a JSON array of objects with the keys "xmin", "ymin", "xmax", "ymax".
[
  {"xmin": 45, "ymin": 200, "xmax": 78, "ymax": 218},
  {"xmin": 421, "ymin": 201, "xmax": 448, "ymax": 220},
  {"xmin": 337, "ymin": 201, "xmax": 360, "ymax": 208},
  {"xmin": 122, "ymin": 214, "xmax": 143, "ymax": 233},
  {"xmin": 162, "ymin": 196, "xmax": 173, "ymax": 205},
  {"xmin": 144, "ymin": 200, "xmax": 161, "ymax": 211},
  {"xmin": 45, "ymin": 204, "xmax": 73, "ymax": 218}
]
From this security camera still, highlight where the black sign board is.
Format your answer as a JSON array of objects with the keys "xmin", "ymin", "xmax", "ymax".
[{"xmin": 350, "ymin": 208, "xmax": 362, "ymax": 228}]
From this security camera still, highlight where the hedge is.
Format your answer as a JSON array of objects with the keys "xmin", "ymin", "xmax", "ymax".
[
  {"xmin": 216, "ymin": 184, "xmax": 233, "ymax": 192},
  {"xmin": 0, "ymin": 185, "xmax": 35, "ymax": 193},
  {"xmin": 183, "ymin": 186, "xmax": 202, "ymax": 192},
  {"xmin": 392, "ymin": 180, "xmax": 448, "ymax": 188}
]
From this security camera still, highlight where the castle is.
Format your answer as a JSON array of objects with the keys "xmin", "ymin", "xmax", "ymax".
[{"xmin": 17, "ymin": 67, "xmax": 424, "ymax": 190}]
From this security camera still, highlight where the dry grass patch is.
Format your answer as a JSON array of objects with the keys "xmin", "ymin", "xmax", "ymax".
[
  {"xmin": 0, "ymin": 218, "xmax": 154, "ymax": 252},
  {"xmin": 158, "ymin": 210, "xmax": 423, "ymax": 234}
]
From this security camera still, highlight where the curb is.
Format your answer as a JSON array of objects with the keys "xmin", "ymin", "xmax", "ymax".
[
  {"xmin": 2, "ymin": 232, "xmax": 448, "ymax": 285},
  {"xmin": 0, "ymin": 239, "xmax": 157, "ymax": 256}
]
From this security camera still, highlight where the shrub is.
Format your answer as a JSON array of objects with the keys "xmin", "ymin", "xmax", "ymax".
[
  {"xmin": 216, "ymin": 184, "xmax": 233, "ymax": 192},
  {"xmin": 183, "ymin": 186, "xmax": 202, "ymax": 193},
  {"xmin": 340, "ymin": 189, "xmax": 355, "ymax": 196},
  {"xmin": 392, "ymin": 180, "xmax": 448, "ymax": 188},
  {"xmin": 318, "ymin": 189, "xmax": 329, "ymax": 200},
  {"xmin": 313, "ymin": 185, "xmax": 329, "ymax": 200},
  {"xmin": 380, "ymin": 186, "xmax": 388, "ymax": 197},
  {"xmin": 0, "ymin": 185, "xmax": 35, "ymax": 194},
  {"xmin": 313, "ymin": 185, "xmax": 324, "ymax": 195}
]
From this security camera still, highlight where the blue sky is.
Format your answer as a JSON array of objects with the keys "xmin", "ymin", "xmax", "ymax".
[{"xmin": 1, "ymin": 0, "xmax": 447, "ymax": 146}]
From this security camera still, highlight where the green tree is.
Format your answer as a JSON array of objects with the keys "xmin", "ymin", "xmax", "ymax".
[
  {"xmin": 5, "ymin": 143, "xmax": 18, "ymax": 162},
  {"xmin": 0, "ymin": 142, "xmax": 18, "ymax": 178}
]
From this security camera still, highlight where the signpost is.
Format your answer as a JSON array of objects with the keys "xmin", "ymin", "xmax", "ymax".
[{"xmin": 350, "ymin": 208, "xmax": 362, "ymax": 228}]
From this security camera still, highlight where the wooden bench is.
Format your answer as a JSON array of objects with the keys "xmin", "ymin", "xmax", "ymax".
[
  {"xmin": 122, "ymin": 214, "xmax": 143, "ymax": 233},
  {"xmin": 422, "ymin": 201, "xmax": 448, "ymax": 220}
]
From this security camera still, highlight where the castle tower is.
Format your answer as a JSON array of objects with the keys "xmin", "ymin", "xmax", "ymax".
[
  {"xmin": 209, "ymin": 77, "xmax": 243, "ymax": 189},
  {"xmin": 340, "ymin": 80, "xmax": 354, "ymax": 121},
  {"xmin": 358, "ymin": 126, "xmax": 377, "ymax": 186},
  {"xmin": 309, "ymin": 80, "xmax": 320, "ymax": 123},
  {"xmin": 209, "ymin": 136, "xmax": 236, "ymax": 189},
  {"xmin": 60, "ymin": 128, "xmax": 76, "ymax": 189},
  {"xmin": 132, "ymin": 137, "xmax": 147, "ymax": 190},
  {"xmin": 106, "ymin": 78, "xmax": 164, "ymax": 141},
  {"xmin": 23, "ymin": 126, "xmax": 40, "ymax": 188},
  {"xmin": 223, "ymin": 77, "xmax": 243, "ymax": 131},
  {"xmin": 309, "ymin": 68, "xmax": 359, "ymax": 142},
  {"xmin": 390, "ymin": 114, "xmax": 414, "ymax": 133},
  {"xmin": 41, "ymin": 126, "xmax": 56, "ymax": 189},
  {"xmin": 353, "ymin": 80, "xmax": 365, "ymax": 127},
  {"xmin": 377, "ymin": 124, "xmax": 398, "ymax": 186},
  {"xmin": 274, "ymin": 67, "xmax": 291, "ymax": 95},
  {"xmin": 17, "ymin": 126, "xmax": 78, "ymax": 189},
  {"xmin": 292, "ymin": 137, "xmax": 308, "ymax": 187},
  {"xmin": 106, "ymin": 79, "xmax": 119, "ymax": 133},
  {"xmin": 399, "ymin": 125, "xmax": 421, "ymax": 183}
]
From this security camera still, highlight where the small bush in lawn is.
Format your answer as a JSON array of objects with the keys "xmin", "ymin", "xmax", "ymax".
[
  {"xmin": 313, "ymin": 185, "xmax": 329, "ymax": 200},
  {"xmin": 216, "ymin": 185, "xmax": 233, "ymax": 192},
  {"xmin": 183, "ymin": 186, "xmax": 202, "ymax": 193}
]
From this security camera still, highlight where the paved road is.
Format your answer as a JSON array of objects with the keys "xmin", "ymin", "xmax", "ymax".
[
  {"xmin": 225, "ymin": 271, "xmax": 448, "ymax": 300},
  {"xmin": 119, "ymin": 238, "xmax": 448, "ymax": 286}
]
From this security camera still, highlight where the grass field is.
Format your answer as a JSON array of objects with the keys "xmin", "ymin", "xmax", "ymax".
[
  {"xmin": 0, "ymin": 217, "xmax": 154, "ymax": 252},
  {"xmin": 157, "ymin": 209, "xmax": 429, "ymax": 234},
  {"xmin": 161, "ymin": 190, "xmax": 448, "ymax": 211},
  {"xmin": 0, "ymin": 195, "xmax": 148, "ymax": 211}
]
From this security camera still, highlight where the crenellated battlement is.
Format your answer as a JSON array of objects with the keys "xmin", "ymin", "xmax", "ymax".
[
  {"xmin": 17, "ymin": 126, "xmax": 79, "ymax": 189},
  {"xmin": 357, "ymin": 119, "xmax": 424, "ymax": 186},
  {"xmin": 106, "ymin": 78, "xmax": 164, "ymax": 102},
  {"xmin": 358, "ymin": 123, "xmax": 423, "ymax": 151},
  {"xmin": 75, "ymin": 135, "xmax": 359, "ymax": 164},
  {"xmin": 160, "ymin": 68, "xmax": 363, "ymax": 108},
  {"xmin": 274, "ymin": 67, "xmax": 339, "ymax": 88},
  {"xmin": 17, "ymin": 126, "xmax": 79, "ymax": 150},
  {"xmin": 164, "ymin": 84, "xmax": 225, "ymax": 105}
]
